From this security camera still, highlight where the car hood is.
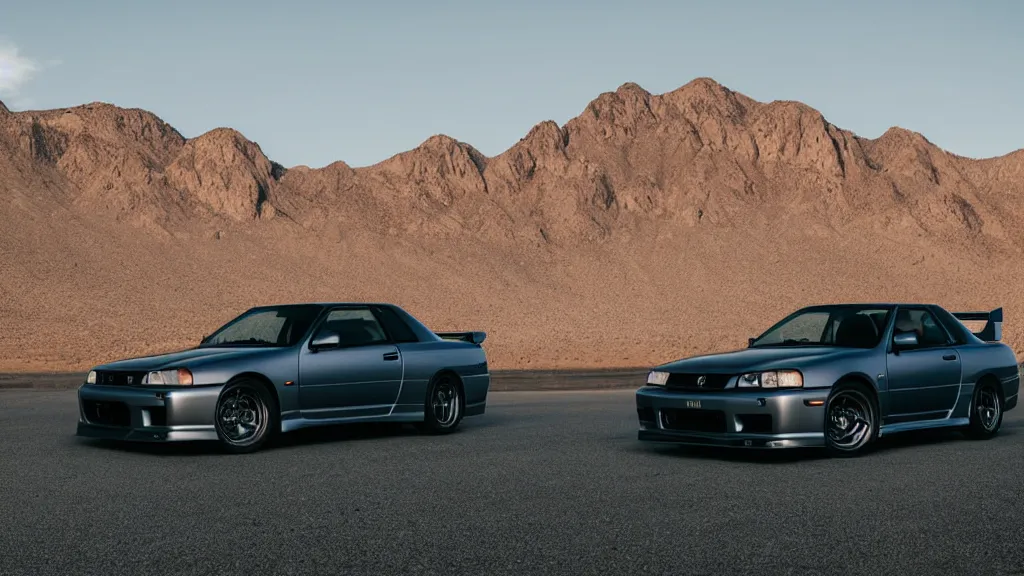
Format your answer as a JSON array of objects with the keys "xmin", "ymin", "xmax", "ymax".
[
  {"xmin": 656, "ymin": 346, "xmax": 862, "ymax": 373},
  {"xmin": 92, "ymin": 347, "xmax": 277, "ymax": 372}
]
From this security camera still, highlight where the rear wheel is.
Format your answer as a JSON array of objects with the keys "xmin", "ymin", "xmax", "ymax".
[
  {"xmin": 964, "ymin": 380, "xmax": 1003, "ymax": 440},
  {"xmin": 214, "ymin": 378, "xmax": 277, "ymax": 453},
  {"xmin": 419, "ymin": 373, "xmax": 464, "ymax": 434},
  {"xmin": 824, "ymin": 384, "xmax": 877, "ymax": 458}
]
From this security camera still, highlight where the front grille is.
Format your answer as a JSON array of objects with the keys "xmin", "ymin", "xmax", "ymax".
[
  {"xmin": 95, "ymin": 371, "xmax": 147, "ymax": 386},
  {"xmin": 660, "ymin": 408, "xmax": 727, "ymax": 433},
  {"xmin": 83, "ymin": 400, "xmax": 131, "ymax": 427},
  {"xmin": 665, "ymin": 373, "xmax": 732, "ymax": 391}
]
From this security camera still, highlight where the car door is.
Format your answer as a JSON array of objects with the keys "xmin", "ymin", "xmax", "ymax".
[
  {"xmin": 884, "ymin": 306, "xmax": 962, "ymax": 422},
  {"xmin": 297, "ymin": 306, "xmax": 404, "ymax": 419}
]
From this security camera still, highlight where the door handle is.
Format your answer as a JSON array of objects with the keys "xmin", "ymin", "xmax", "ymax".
[
  {"xmin": 383, "ymin": 352, "xmax": 399, "ymax": 361},
  {"xmin": 942, "ymin": 354, "xmax": 956, "ymax": 361}
]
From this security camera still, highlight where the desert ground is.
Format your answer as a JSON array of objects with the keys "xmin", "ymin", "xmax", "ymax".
[{"xmin": 1, "ymin": 78, "xmax": 1023, "ymax": 371}]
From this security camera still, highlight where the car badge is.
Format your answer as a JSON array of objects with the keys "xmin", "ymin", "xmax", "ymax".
[
  {"xmin": 697, "ymin": 375, "xmax": 706, "ymax": 387},
  {"xmin": 126, "ymin": 376, "xmax": 134, "ymax": 385}
]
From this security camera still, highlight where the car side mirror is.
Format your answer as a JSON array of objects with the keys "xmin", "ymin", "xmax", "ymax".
[
  {"xmin": 893, "ymin": 331, "xmax": 918, "ymax": 349},
  {"xmin": 747, "ymin": 337, "xmax": 756, "ymax": 348},
  {"xmin": 310, "ymin": 331, "xmax": 341, "ymax": 351}
]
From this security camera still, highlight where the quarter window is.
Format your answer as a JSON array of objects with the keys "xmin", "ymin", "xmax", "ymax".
[{"xmin": 373, "ymin": 306, "xmax": 420, "ymax": 343}]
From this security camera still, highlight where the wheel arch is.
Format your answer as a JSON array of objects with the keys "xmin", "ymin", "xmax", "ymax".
[
  {"xmin": 831, "ymin": 373, "xmax": 881, "ymax": 413},
  {"xmin": 974, "ymin": 372, "xmax": 1004, "ymax": 403},
  {"xmin": 428, "ymin": 368, "xmax": 466, "ymax": 405},
  {"xmin": 225, "ymin": 372, "xmax": 282, "ymax": 415}
]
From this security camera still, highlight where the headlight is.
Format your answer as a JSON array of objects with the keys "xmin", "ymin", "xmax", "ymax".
[
  {"xmin": 142, "ymin": 368, "xmax": 194, "ymax": 386},
  {"xmin": 647, "ymin": 371, "xmax": 670, "ymax": 386},
  {"xmin": 737, "ymin": 369, "xmax": 803, "ymax": 388},
  {"xmin": 85, "ymin": 371, "xmax": 96, "ymax": 385}
]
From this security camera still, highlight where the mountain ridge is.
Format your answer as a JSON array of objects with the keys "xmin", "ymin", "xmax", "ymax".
[{"xmin": 2, "ymin": 77, "xmax": 1024, "ymax": 372}]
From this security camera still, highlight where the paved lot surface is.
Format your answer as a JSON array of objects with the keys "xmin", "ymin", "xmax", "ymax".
[{"xmin": 1, "ymin": 387, "xmax": 1023, "ymax": 576}]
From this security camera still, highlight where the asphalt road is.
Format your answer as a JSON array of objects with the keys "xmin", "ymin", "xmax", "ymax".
[{"xmin": 1, "ymin": 388, "xmax": 1023, "ymax": 576}]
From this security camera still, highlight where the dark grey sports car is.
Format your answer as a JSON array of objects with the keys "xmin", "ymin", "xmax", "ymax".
[
  {"xmin": 636, "ymin": 303, "xmax": 1020, "ymax": 457},
  {"xmin": 76, "ymin": 303, "xmax": 489, "ymax": 453}
]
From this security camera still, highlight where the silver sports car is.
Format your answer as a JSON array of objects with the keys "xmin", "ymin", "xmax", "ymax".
[
  {"xmin": 636, "ymin": 303, "xmax": 1020, "ymax": 457},
  {"xmin": 76, "ymin": 302, "xmax": 489, "ymax": 453}
]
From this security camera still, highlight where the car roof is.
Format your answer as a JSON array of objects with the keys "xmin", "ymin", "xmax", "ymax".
[
  {"xmin": 248, "ymin": 302, "xmax": 398, "ymax": 308},
  {"xmin": 796, "ymin": 303, "xmax": 936, "ymax": 309}
]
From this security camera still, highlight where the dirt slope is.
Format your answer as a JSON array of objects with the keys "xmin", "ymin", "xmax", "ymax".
[{"xmin": 1, "ymin": 78, "xmax": 1023, "ymax": 372}]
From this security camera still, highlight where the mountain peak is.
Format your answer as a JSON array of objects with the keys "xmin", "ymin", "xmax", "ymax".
[
  {"xmin": 165, "ymin": 127, "xmax": 280, "ymax": 221},
  {"xmin": 615, "ymin": 82, "xmax": 651, "ymax": 96}
]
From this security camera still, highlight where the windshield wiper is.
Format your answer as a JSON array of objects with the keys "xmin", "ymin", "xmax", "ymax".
[
  {"xmin": 200, "ymin": 338, "xmax": 278, "ymax": 348},
  {"xmin": 752, "ymin": 339, "xmax": 831, "ymax": 347}
]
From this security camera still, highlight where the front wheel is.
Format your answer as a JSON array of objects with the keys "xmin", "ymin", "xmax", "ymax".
[
  {"xmin": 824, "ymin": 384, "xmax": 877, "ymax": 458},
  {"xmin": 213, "ymin": 379, "xmax": 277, "ymax": 454},
  {"xmin": 964, "ymin": 381, "xmax": 1003, "ymax": 440},
  {"xmin": 419, "ymin": 373, "xmax": 464, "ymax": 434}
]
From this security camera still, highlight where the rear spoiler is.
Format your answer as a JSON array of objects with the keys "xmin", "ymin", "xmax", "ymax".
[
  {"xmin": 952, "ymin": 307, "xmax": 1002, "ymax": 342},
  {"xmin": 435, "ymin": 331, "xmax": 487, "ymax": 345}
]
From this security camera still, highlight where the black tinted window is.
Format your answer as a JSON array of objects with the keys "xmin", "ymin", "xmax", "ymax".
[
  {"xmin": 318, "ymin": 308, "xmax": 389, "ymax": 347},
  {"xmin": 894, "ymin": 308, "xmax": 951, "ymax": 348},
  {"xmin": 374, "ymin": 306, "xmax": 420, "ymax": 343},
  {"xmin": 931, "ymin": 307, "xmax": 969, "ymax": 345}
]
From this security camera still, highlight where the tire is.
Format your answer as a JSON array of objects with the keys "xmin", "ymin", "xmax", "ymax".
[
  {"xmin": 213, "ymin": 378, "xmax": 278, "ymax": 454},
  {"xmin": 419, "ymin": 372, "xmax": 464, "ymax": 434},
  {"xmin": 823, "ymin": 383, "xmax": 878, "ymax": 458},
  {"xmin": 964, "ymin": 379, "xmax": 1003, "ymax": 440}
]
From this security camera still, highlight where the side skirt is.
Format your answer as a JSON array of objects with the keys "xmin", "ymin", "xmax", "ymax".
[
  {"xmin": 878, "ymin": 417, "xmax": 970, "ymax": 437},
  {"xmin": 280, "ymin": 412, "xmax": 425, "ymax": 434},
  {"xmin": 279, "ymin": 400, "xmax": 487, "ymax": 434}
]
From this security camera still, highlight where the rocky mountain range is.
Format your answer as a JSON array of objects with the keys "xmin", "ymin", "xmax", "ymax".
[{"xmin": 2, "ymin": 78, "xmax": 1022, "ymax": 372}]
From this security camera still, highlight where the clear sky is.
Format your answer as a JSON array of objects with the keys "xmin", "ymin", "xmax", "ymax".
[{"xmin": 1, "ymin": 0, "xmax": 1021, "ymax": 168}]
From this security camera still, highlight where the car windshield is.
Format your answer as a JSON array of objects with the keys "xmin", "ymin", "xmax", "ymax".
[
  {"xmin": 750, "ymin": 306, "xmax": 893, "ymax": 349},
  {"xmin": 199, "ymin": 304, "xmax": 325, "ymax": 348}
]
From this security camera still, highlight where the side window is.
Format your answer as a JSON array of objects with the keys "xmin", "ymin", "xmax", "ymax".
[
  {"xmin": 826, "ymin": 311, "xmax": 885, "ymax": 348},
  {"xmin": 317, "ymin": 308, "xmax": 388, "ymax": 347},
  {"xmin": 893, "ymin": 308, "xmax": 951, "ymax": 349},
  {"xmin": 932, "ymin": 307, "xmax": 969, "ymax": 345},
  {"xmin": 373, "ymin": 306, "xmax": 420, "ymax": 343},
  {"xmin": 918, "ymin": 311, "xmax": 951, "ymax": 347}
]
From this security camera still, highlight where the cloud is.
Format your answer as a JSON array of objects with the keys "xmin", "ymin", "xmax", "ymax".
[{"xmin": 0, "ymin": 42, "xmax": 40, "ymax": 97}]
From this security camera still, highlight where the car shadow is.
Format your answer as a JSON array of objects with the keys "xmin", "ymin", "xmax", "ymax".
[
  {"xmin": 670, "ymin": 445, "xmax": 828, "ymax": 463},
  {"xmin": 869, "ymin": 424, "xmax": 1016, "ymax": 455},
  {"xmin": 75, "ymin": 437, "xmax": 223, "ymax": 456},
  {"xmin": 75, "ymin": 423, "xmax": 429, "ymax": 456},
  {"xmin": 630, "ymin": 425, "xmax": 1016, "ymax": 463},
  {"xmin": 72, "ymin": 415, "xmax": 515, "ymax": 456}
]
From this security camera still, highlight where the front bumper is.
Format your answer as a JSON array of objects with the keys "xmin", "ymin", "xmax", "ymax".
[
  {"xmin": 76, "ymin": 384, "xmax": 223, "ymax": 442},
  {"xmin": 635, "ymin": 386, "xmax": 828, "ymax": 449}
]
